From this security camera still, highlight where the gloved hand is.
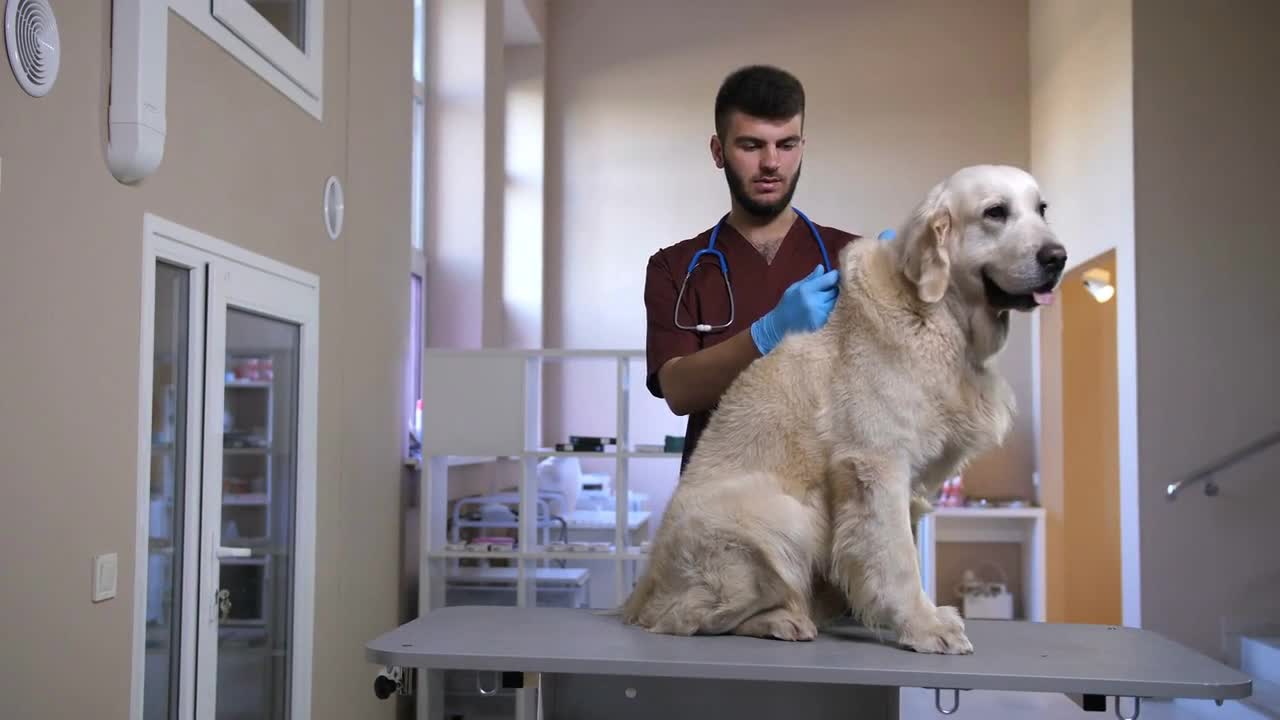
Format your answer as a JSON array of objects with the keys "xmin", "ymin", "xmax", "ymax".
[{"xmin": 750, "ymin": 264, "xmax": 840, "ymax": 355}]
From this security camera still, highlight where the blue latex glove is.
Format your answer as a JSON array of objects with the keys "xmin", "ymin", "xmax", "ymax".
[{"xmin": 750, "ymin": 264, "xmax": 840, "ymax": 355}]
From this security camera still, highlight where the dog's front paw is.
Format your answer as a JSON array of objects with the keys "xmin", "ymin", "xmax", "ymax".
[{"xmin": 898, "ymin": 605, "xmax": 973, "ymax": 654}]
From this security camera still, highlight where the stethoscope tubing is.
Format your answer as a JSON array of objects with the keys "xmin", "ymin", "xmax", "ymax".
[{"xmin": 673, "ymin": 208, "xmax": 830, "ymax": 334}]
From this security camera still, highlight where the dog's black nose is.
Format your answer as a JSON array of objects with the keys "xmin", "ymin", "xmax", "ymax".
[{"xmin": 1037, "ymin": 244, "xmax": 1067, "ymax": 274}]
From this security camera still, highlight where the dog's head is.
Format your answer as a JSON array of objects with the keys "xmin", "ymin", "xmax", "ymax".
[{"xmin": 898, "ymin": 165, "xmax": 1066, "ymax": 312}]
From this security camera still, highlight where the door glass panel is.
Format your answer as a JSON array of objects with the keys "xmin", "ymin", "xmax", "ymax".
[
  {"xmin": 248, "ymin": 0, "xmax": 305, "ymax": 51},
  {"xmin": 145, "ymin": 262, "xmax": 190, "ymax": 720},
  {"xmin": 217, "ymin": 308, "xmax": 300, "ymax": 720}
]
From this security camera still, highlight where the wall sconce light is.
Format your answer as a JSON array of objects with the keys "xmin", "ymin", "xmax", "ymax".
[{"xmin": 1082, "ymin": 267, "xmax": 1115, "ymax": 303}]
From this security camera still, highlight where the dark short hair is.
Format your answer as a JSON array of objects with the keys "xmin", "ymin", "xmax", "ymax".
[{"xmin": 714, "ymin": 65, "xmax": 806, "ymax": 138}]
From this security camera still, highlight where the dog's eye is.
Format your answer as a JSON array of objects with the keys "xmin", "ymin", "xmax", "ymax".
[
  {"xmin": 1038, "ymin": 202, "xmax": 1048, "ymax": 218},
  {"xmin": 983, "ymin": 204, "xmax": 1009, "ymax": 221}
]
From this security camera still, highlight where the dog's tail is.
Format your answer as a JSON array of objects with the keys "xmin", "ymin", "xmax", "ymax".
[
  {"xmin": 611, "ymin": 568, "xmax": 656, "ymax": 625},
  {"xmin": 591, "ymin": 574, "xmax": 648, "ymax": 621}
]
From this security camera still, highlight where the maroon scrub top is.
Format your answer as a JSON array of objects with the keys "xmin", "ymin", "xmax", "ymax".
[{"xmin": 644, "ymin": 213, "xmax": 861, "ymax": 471}]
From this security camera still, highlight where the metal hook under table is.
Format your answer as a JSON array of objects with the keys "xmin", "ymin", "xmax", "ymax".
[
  {"xmin": 934, "ymin": 687, "xmax": 961, "ymax": 715},
  {"xmin": 1115, "ymin": 696, "xmax": 1141, "ymax": 719},
  {"xmin": 476, "ymin": 670, "xmax": 501, "ymax": 696}
]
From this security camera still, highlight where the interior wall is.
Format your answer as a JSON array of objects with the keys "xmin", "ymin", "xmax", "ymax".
[
  {"xmin": 543, "ymin": 0, "xmax": 1038, "ymax": 525},
  {"xmin": 1061, "ymin": 251, "xmax": 1121, "ymax": 626},
  {"xmin": 0, "ymin": 4, "xmax": 409, "ymax": 718},
  {"xmin": 1132, "ymin": 0, "xmax": 1280, "ymax": 661},
  {"xmin": 1028, "ymin": 0, "xmax": 1134, "ymax": 624},
  {"xmin": 483, "ymin": 0, "xmax": 507, "ymax": 348},
  {"xmin": 425, "ymin": 0, "xmax": 497, "ymax": 349},
  {"xmin": 1028, "ymin": 0, "xmax": 1134, "ymax": 276},
  {"xmin": 504, "ymin": 43, "xmax": 546, "ymax": 349}
]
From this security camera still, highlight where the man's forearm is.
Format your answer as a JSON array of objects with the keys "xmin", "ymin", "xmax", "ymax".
[{"xmin": 656, "ymin": 330, "xmax": 761, "ymax": 416}]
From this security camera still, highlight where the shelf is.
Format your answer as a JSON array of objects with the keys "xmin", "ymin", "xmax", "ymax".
[
  {"xmin": 521, "ymin": 448, "xmax": 681, "ymax": 459},
  {"xmin": 623, "ymin": 450, "xmax": 682, "ymax": 459},
  {"xmin": 428, "ymin": 549, "xmax": 522, "ymax": 560},
  {"xmin": 423, "ymin": 348, "xmax": 644, "ymax": 359},
  {"xmin": 224, "ymin": 447, "xmax": 271, "ymax": 456},
  {"xmin": 524, "ymin": 447, "xmax": 620, "ymax": 459},
  {"xmin": 224, "ymin": 493, "xmax": 269, "ymax": 506},
  {"xmin": 929, "ymin": 506, "xmax": 1044, "ymax": 519},
  {"xmin": 226, "ymin": 380, "xmax": 272, "ymax": 389},
  {"xmin": 426, "ymin": 547, "xmax": 651, "ymax": 562}
]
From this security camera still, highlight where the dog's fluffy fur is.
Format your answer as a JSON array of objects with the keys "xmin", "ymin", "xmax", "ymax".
[{"xmin": 621, "ymin": 165, "xmax": 1066, "ymax": 654}]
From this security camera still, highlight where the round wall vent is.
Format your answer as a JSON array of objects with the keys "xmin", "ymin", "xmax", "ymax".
[
  {"xmin": 5, "ymin": 0, "xmax": 60, "ymax": 97},
  {"xmin": 323, "ymin": 176, "xmax": 345, "ymax": 240}
]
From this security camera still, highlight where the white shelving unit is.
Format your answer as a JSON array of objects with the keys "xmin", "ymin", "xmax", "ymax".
[
  {"xmin": 415, "ymin": 348, "xmax": 1047, "ymax": 624},
  {"xmin": 917, "ymin": 506, "xmax": 1047, "ymax": 622},
  {"xmin": 416, "ymin": 349, "xmax": 681, "ymax": 618}
]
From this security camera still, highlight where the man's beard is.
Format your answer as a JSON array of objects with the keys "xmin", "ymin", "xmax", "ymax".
[{"xmin": 724, "ymin": 162, "xmax": 802, "ymax": 220}]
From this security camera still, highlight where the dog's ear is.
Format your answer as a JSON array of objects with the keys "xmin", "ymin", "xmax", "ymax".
[{"xmin": 901, "ymin": 188, "xmax": 954, "ymax": 304}]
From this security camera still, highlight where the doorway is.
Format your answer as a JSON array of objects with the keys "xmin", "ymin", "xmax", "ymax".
[
  {"xmin": 131, "ymin": 215, "xmax": 319, "ymax": 720},
  {"xmin": 1041, "ymin": 249, "xmax": 1122, "ymax": 625}
]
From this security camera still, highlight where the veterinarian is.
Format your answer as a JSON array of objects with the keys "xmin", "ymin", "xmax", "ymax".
[{"xmin": 644, "ymin": 65, "xmax": 862, "ymax": 471}]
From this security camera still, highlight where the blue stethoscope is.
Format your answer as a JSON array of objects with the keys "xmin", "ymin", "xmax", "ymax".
[{"xmin": 674, "ymin": 208, "xmax": 832, "ymax": 334}]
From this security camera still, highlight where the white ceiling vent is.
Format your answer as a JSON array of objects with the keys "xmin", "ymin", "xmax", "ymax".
[{"xmin": 5, "ymin": 0, "xmax": 60, "ymax": 97}]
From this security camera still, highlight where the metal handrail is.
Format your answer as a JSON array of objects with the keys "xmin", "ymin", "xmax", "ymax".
[{"xmin": 1166, "ymin": 428, "xmax": 1280, "ymax": 500}]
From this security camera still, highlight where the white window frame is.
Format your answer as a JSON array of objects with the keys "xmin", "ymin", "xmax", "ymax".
[
  {"xmin": 131, "ymin": 238, "xmax": 208, "ymax": 720},
  {"xmin": 132, "ymin": 213, "xmax": 319, "ymax": 720},
  {"xmin": 411, "ymin": 0, "xmax": 427, "ymax": 254},
  {"xmin": 170, "ymin": 0, "xmax": 325, "ymax": 119},
  {"xmin": 407, "ymin": 0, "xmax": 428, "ymax": 461}
]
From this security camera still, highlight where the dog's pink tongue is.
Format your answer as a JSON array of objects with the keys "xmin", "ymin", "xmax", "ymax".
[{"xmin": 1034, "ymin": 291, "xmax": 1055, "ymax": 306}]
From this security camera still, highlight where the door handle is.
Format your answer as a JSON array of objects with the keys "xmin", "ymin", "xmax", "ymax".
[{"xmin": 217, "ymin": 545, "xmax": 252, "ymax": 559}]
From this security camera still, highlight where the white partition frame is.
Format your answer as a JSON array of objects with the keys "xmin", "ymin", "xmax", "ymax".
[{"xmin": 415, "ymin": 349, "xmax": 681, "ymax": 720}]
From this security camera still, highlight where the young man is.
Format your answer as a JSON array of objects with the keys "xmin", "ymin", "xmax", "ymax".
[{"xmin": 644, "ymin": 64, "xmax": 863, "ymax": 471}]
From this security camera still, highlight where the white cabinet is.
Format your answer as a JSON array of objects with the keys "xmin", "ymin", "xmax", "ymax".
[{"xmin": 917, "ymin": 507, "xmax": 1047, "ymax": 623}]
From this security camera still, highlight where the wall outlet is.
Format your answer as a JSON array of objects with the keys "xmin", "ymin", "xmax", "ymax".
[{"xmin": 93, "ymin": 553, "xmax": 118, "ymax": 603}]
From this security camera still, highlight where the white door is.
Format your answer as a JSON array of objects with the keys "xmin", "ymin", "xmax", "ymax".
[{"xmin": 135, "ymin": 218, "xmax": 317, "ymax": 720}]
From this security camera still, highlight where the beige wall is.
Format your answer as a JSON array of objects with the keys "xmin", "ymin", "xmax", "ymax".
[
  {"xmin": 504, "ymin": 43, "xmax": 546, "ymax": 349},
  {"xmin": 543, "ymin": 0, "xmax": 1038, "ymax": 528},
  {"xmin": 1132, "ymin": 0, "xmax": 1280, "ymax": 661},
  {"xmin": 1029, "ymin": 0, "xmax": 1134, "ymax": 275},
  {"xmin": 0, "ymin": 4, "xmax": 409, "ymax": 718},
  {"xmin": 425, "ymin": 0, "xmax": 495, "ymax": 350},
  {"xmin": 1028, "ymin": 0, "xmax": 1134, "ymax": 624}
]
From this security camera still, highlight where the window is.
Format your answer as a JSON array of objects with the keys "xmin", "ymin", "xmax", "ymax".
[
  {"xmin": 411, "ymin": 0, "xmax": 426, "ymax": 252},
  {"xmin": 407, "ymin": 0, "xmax": 427, "ymax": 460},
  {"xmin": 407, "ymin": 273, "xmax": 425, "ymax": 459},
  {"xmin": 169, "ymin": 0, "xmax": 325, "ymax": 119},
  {"xmin": 133, "ymin": 215, "xmax": 319, "ymax": 720}
]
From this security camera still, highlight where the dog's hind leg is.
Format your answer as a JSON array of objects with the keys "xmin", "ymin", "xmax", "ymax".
[
  {"xmin": 642, "ymin": 539, "xmax": 785, "ymax": 636},
  {"xmin": 732, "ymin": 596, "xmax": 818, "ymax": 641},
  {"xmin": 643, "ymin": 486, "xmax": 820, "ymax": 638}
]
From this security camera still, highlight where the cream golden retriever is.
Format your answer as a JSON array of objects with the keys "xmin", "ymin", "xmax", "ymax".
[{"xmin": 621, "ymin": 165, "xmax": 1066, "ymax": 654}]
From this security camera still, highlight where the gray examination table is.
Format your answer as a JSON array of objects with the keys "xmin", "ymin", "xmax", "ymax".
[{"xmin": 366, "ymin": 605, "xmax": 1252, "ymax": 719}]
